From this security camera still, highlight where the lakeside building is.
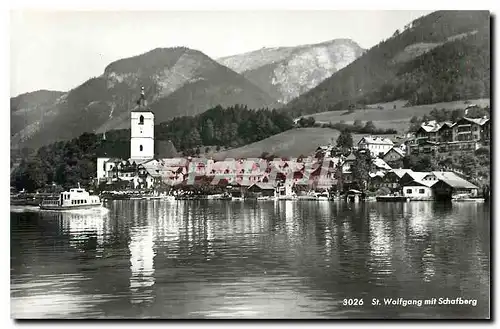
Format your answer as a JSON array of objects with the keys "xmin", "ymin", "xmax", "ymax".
[{"xmin": 399, "ymin": 171, "xmax": 478, "ymax": 200}]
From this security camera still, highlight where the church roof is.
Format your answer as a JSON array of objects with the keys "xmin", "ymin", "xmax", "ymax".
[
  {"xmin": 131, "ymin": 106, "xmax": 154, "ymax": 113},
  {"xmin": 132, "ymin": 87, "xmax": 154, "ymax": 113}
]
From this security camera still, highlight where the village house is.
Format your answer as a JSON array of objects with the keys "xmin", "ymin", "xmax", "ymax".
[
  {"xmin": 233, "ymin": 159, "xmax": 269, "ymax": 186},
  {"xmin": 408, "ymin": 115, "xmax": 490, "ymax": 156},
  {"xmin": 401, "ymin": 178, "xmax": 435, "ymax": 200},
  {"xmin": 382, "ymin": 146, "xmax": 405, "ymax": 163},
  {"xmin": 247, "ymin": 183, "xmax": 277, "ymax": 198},
  {"xmin": 357, "ymin": 136, "xmax": 394, "ymax": 157},
  {"xmin": 379, "ymin": 169, "xmax": 414, "ymax": 192},
  {"xmin": 307, "ymin": 157, "xmax": 340, "ymax": 189}
]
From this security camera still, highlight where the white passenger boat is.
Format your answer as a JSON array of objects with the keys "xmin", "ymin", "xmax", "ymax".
[{"xmin": 39, "ymin": 186, "xmax": 102, "ymax": 210}]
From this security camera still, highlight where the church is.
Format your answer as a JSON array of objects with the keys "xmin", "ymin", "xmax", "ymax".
[{"xmin": 96, "ymin": 88, "xmax": 183, "ymax": 189}]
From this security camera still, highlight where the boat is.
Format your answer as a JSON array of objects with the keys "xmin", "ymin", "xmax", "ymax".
[
  {"xmin": 257, "ymin": 196, "xmax": 275, "ymax": 201},
  {"xmin": 297, "ymin": 195, "xmax": 318, "ymax": 200},
  {"xmin": 316, "ymin": 192, "xmax": 330, "ymax": 201},
  {"xmin": 452, "ymin": 196, "xmax": 485, "ymax": 202},
  {"xmin": 11, "ymin": 194, "xmax": 44, "ymax": 206},
  {"xmin": 297, "ymin": 190, "xmax": 329, "ymax": 201},
  {"xmin": 207, "ymin": 193, "xmax": 231, "ymax": 200},
  {"xmin": 376, "ymin": 195, "xmax": 410, "ymax": 202},
  {"xmin": 278, "ymin": 195, "xmax": 297, "ymax": 201},
  {"xmin": 39, "ymin": 186, "xmax": 102, "ymax": 210},
  {"xmin": 231, "ymin": 196, "xmax": 244, "ymax": 201}
]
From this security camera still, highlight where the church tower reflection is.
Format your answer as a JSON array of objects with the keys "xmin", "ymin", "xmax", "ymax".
[{"xmin": 128, "ymin": 208, "xmax": 156, "ymax": 305}]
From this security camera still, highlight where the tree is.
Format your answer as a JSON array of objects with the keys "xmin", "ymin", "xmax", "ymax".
[
  {"xmin": 351, "ymin": 151, "xmax": 373, "ymax": 191},
  {"xmin": 353, "ymin": 120, "xmax": 363, "ymax": 128},
  {"xmin": 298, "ymin": 117, "xmax": 316, "ymax": 127},
  {"xmin": 13, "ymin": 158, "xmax": 47, "ymax": 192},
  {"xmin": 364, "ymin": 121, "xmax": 376, "ymax": 133},
  {"xmin": 459, "ymin": 153, "xmax": 478, "ymax": 177},
  {"xmin": 451, "ymin": 109, "xmax": 465, "ymax": 122},
  {"xmin": 336, "ymin": 129, "xmax": 354, "ymax": 149},
  {"xmin": 387, "ymin": 158, "xmax": 404, "ymax": 170},
  {"xmin": 187, "ymin": 128, "xmax": 202, "ymax": 148},
  {"xmin": 203, "ymin": 119, "xmax": 215, "ymax": 143},
  {"xmin": 334, "ymin": 161, "xmax": 344, "ymax": 194},
  {"xmin": 403, "ymin": 154, "xmax": 438, "ymax": 172}
]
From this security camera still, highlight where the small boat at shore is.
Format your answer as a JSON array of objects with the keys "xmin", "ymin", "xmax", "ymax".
[
  {"xmin": 376, "ymin": 195, "xmax": 410, "ymax": 202},
  {"xmin": 297, "ymin": 191, "xmax": 330, "ymax": 201},
  {"xmin": 257, "ymin": 196, "xmax": 275, "ymax": 201},
  {"xmin": 452, "ymin": 197, "xmax": 485, "ymax": 202},
  {"xmin": 39, "ymin": 186, "xmax": 102, "ymax": 210},
  {"xmin": 11, "ymin": 196, "xmax": 43, "ymax": 206}
]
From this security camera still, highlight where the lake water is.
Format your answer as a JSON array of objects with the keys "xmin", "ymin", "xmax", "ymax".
[{"xmin": 10, "ymin": 200, "xmax": 490, "ymax": 319}]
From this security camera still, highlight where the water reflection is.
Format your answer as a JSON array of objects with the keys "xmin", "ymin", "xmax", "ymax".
[
  {"xmin": 408, "ymin": 202, "xmax": 432, "ymax": 239},
  {"xmin": 10, "ymin": 201, "xmax": 490, "ymax": 319},
  {"xmin": 129, "ymin": 223, "xmax": 155, "ymax": 304},
  {"xmin": 368, "ymin": 212, "xmax": 394, "ymax": 282}
]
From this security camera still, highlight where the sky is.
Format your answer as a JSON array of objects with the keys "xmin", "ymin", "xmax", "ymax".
[{"xmin": 10, "ymin": 10, "xmax": 433, "ymax": 97}]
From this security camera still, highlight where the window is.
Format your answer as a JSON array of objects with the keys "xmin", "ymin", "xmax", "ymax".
[
  {"xmin": 406, "ymin": 189, "xmax": 412, "ymax": 194},
  {"xmin": 139, "ymin": 115, "xmax": 144, "ymax": 125},
  {"xmin": 419, "ymin": 189, "xmax": 425, "ymax": 194},
  {"xmin": 140, "ymin": 145, "xmax": 143, "ymax": 152},
  {"xmin": 72, "ymin": 200, "xmax": 75, "ymax": 205}
]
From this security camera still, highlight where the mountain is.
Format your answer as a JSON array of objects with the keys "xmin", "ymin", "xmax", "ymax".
[
  {"xmin": 10, "ymin": 90, "xmax": 65, "ymax": 138},
  {"xmin": 217, "ymin": 39, "xmax": 364, "ymax": 104},
  {"xmin": 11, "ymin": 47, "xmax": 278, "ymax": 150},
  {"xmin": 282, "ymin": 11, "xmax": 490, "ymax": 116}
]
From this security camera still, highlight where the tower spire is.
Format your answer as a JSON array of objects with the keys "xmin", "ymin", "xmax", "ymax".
[{"xmin": 136, "ymin": 86, "xmax": 146, "ymax": 108}]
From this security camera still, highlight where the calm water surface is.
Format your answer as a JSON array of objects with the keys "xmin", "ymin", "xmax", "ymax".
[{"xmin": 11, "ymin": 200, "xmax": 490, "ymax": 319}]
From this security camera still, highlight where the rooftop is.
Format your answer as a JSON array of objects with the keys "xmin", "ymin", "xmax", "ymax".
[
  {"xmin": 431, "ymin": 171, "xmax": 478, "ymax": 189},
  {"xmin": 359, "ymin": 136, "xmax": 394, "ymax": 145}
]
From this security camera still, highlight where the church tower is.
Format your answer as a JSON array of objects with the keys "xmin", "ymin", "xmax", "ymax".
[{"xmin": 130, "ymin": 87, "xmax": 155, "ymax": 160}]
